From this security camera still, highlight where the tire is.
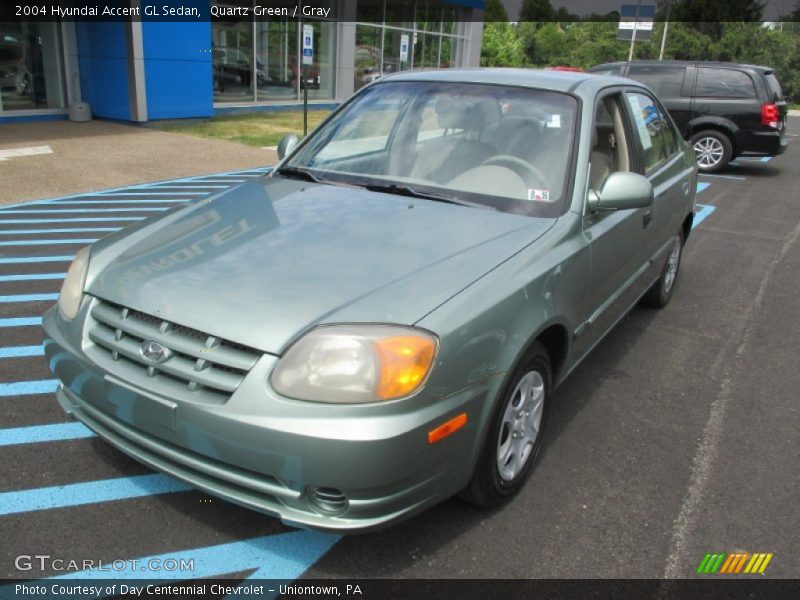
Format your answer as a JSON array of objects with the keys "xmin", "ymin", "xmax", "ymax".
[
  {"xmin": 460, "ymin": 342, "xmax": 550, "ymax": 508},
  {"xmin": 691, "ymin": 130, "xmax": 733, "ymax": 173},
  {"xmin": 642, "ymin": 230, "xmax": 684, "ymax": 308}
]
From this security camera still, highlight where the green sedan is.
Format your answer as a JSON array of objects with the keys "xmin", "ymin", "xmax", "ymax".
[{"xmin": 43, "ymin": 69, "xmax": 697, "ymax": 532}]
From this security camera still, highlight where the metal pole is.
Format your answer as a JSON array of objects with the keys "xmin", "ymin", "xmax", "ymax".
[
  {"xmin": 628, "ymin": 0, "xmax": 642, "ymax": 62},
  {"xmin": 303, "ymin": 65, "xmax": 308, "ymax": 137},
  {"xmin": 659, "ymin": 0, "xmax": 672, "ymax": 60}
]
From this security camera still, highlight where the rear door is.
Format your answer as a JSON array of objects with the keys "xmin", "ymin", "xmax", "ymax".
[
  {"xmin": 764, "ymin": 70, "xmax": 788, "ymax": 133},
  {"xmin": 692, "ymin": 66, "xmax": 761, "ymax": 134},
  {"xmin": 624, "ymin": 89, "xmax": 695, "ymax": 263}
]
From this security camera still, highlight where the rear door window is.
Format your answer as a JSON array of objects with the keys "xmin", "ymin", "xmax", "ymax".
[
  {"xmin": 627, "ymin": 66, "xmax": 685, "ymax": 99},
  {"xmin": 765, "ymin": 73, "xmax": 784, "ymax": 101},
  {"xmin": 695, "ymin": 68, "xmax": 756, "ymax": 98},
  {"xmin": 625, "ymin": 92, "xmax": 679, "ymax": 172}
]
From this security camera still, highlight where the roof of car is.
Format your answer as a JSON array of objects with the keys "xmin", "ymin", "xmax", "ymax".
[
  {"xmin": 380, "ymin": 68, "xmax": 599, "ymax": 93},
  {"xmin": 590, "ymin": 60, "xmax": 774, "ymax": 73}
]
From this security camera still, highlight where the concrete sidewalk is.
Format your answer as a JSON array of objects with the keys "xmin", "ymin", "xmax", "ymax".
[{"xmin": 0, "ymin": 120, "xmax": 277, "ymax": 205}]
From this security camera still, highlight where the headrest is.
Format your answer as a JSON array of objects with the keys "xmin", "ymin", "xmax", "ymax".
[{"xmin": 436, "ymin": 95, "xmax": 500, "ymax": 131}]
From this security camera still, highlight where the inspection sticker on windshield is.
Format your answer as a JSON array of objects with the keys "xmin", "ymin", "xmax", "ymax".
[
  {"xmin": 529, "ymin": 188, "xmax": 551, "ymax": 202},
  {"xmin": 545, "ymin": 114, "xmax": 561, "ymax": 128}
]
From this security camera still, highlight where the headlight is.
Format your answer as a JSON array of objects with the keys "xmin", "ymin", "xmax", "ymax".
[
  {"xmin": 271, "ymin": 325, "xmax": 437, "ymax": 404},
  {"xmin": 57, "ymin": 246, "xmax": 90, "ymax": 321}
]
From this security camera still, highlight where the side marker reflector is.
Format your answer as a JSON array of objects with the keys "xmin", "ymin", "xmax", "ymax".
[{"xmin": 428, "ymin": 413, "xmax": 468, "ymax": 445}]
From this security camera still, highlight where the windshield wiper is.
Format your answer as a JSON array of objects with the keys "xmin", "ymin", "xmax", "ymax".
[
  {"xmin": 276, "ymin": 166, "xmax": 326, "ymax": 183},
  {"xmin": 276, "ymin": 166, "xmax": 363, "ymax": 189},
  {"xmin": 363, "ymin": 183, "xmax": 494, "ymax": 211}
]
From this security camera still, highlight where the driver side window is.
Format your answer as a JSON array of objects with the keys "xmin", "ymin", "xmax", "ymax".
[{"xmin": 589, "ymin": 94, "xmax": 632, "ymax": 192}]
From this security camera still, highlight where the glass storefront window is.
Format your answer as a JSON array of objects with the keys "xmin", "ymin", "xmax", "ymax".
[
  {"xmin": 304, "ymin": 20, "xmax": 335, "ymax": 100},
  {"xmin": 384, "ymin": 0, "xmax": 415, "ymax": 29},
  {"xmin": 382, "ymin": 28, "xmax": 412, "ymax": 75},
  {"xmin": 212, "ymin": 8, "xmax": 255, "ymax": 103},
  {"xmin": 256, "ymin": 19, "xmax": 296, "ymax": 101},
  {"xmin": 413, "ymin": 33, "xmax": 440, "ymax": 69},
  {"xmin": 212, "ymin": 1, "xmax": 335, "ymax": 104},
  {"xmin": 0, "ymin": 22, "xmax": 66, "ymax": 112},
  {"xmin": 354, "ymin": 25, "xmax": 382, "ymax": 91}
]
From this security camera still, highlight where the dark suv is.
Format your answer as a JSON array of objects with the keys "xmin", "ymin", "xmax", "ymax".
[{"xmin": 588, "ymin": 61, "xmax": 788, "ymax": 172}]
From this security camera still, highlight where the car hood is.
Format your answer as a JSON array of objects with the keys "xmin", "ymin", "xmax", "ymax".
[{"xmin": 88, "ymin": 178, "xmax": 555, "ymax": 353}]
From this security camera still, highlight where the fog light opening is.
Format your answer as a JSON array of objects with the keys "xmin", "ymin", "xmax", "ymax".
[{"xmin": 308, "ymin": 486, "xmax": 349, "ymax": 515}]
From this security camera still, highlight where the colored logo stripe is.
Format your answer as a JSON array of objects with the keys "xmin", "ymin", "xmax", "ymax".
[{"xmin": 697, "ymin": 552, "xmax": 774, "ymax": 574}]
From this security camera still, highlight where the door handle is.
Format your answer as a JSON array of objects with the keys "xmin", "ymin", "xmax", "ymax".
[
  {"xmin": 643, "ymin": 210, "xmax": 653, "ymax": 228},
  {"xmin": 682, "ymin": 181, "xmax": 690, "ymax": 196}
]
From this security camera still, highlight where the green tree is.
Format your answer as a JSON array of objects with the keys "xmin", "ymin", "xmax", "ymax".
[
  {"xmin": 480, "ymin": 23, "xmax": 526, "ymax": 67},
  {"xmin": 519, "ymin": 0, "xmax": 555, "ymax": 23},
  {"xmin": 483, "ymin": 0, "xmax": 508, "ymax": 23},
  {"xmin": 670, "ymin": 0, "xmax": 766, "ymax": 40}
]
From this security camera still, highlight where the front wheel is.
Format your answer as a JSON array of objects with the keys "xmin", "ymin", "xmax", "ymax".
[
  {"xmin": 460, "ymin": 343, "xmax": 550, "ymax": 508},
  {"xmin": 691, "ymin": 130, "xmax": 732, "ymax": 173},
  {"xmin": 642, "ymin": 231, "xmax": 684, "ymax": 308}
]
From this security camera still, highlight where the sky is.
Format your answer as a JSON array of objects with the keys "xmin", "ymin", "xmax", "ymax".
[{"xmin": 500, "ymin": 0, "xmax": 791, "ymax": 21}]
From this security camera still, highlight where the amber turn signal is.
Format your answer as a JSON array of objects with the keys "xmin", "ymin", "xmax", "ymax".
[
  {"xmin": 428, "ymin": 413, "xmax": 468, "ymax": 445},
  {"xmin": 375, "ymin": 335, "xmax": 436, "ymax": 400}
]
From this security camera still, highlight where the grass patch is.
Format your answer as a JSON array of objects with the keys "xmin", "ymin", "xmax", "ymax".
[
  {"xmin": 152, "ymin": 111, "xmax": 332, "ymax": 148},
  {"xmin": 790, "ymin": 103, "xmax": 800, "ymax": 111}
]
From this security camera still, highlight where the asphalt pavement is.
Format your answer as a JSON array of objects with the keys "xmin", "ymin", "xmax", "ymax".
[{"xmin": 0, "ymin": 121, "xmax": 798, "ymax": 586}]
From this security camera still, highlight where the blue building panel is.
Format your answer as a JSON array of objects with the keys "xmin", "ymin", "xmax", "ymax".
[
  {"xmin": 142, "ymin": 21, "xmax": 214, "ymax": 120},
  {"xmin": 75, "ymin": 22, "xmax": 131, "ymax": 121}
]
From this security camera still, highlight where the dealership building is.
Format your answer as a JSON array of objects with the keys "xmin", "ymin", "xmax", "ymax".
[{"xmin": 0, "ymin": 1, "xmax": 485, "ymax": 124}]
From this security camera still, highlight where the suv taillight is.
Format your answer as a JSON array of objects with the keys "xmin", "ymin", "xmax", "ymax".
[{"xmin": 761, "ymin": 103, "xmax": 779, "ymax": 128}]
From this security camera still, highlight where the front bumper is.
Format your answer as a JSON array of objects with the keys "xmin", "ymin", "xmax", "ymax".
[{"xmin": 43, "ymin": 305, "xmax": 486, "ymax": 532}]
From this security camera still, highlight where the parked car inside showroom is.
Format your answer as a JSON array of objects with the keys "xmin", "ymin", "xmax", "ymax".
[
  {"xmin": 43, "ymin": 69, "xmax": 697, "ymax": 532},
  {"xmin": 588, "ymin": 60, "xmax": 788, "ymax": 172}
]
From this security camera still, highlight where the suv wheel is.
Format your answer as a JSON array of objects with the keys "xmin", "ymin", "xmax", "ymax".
[{"xmin": 691, "ymin": 130, "xmax": 732, "ymax": 173}]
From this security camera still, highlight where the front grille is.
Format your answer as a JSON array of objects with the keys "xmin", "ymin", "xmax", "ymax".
[{"xmin": 88, "ymin": 298, "xmax": 261, "ymax": 400}]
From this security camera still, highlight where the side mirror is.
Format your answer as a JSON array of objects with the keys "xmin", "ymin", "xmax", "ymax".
[
  {"xmin": 277, "ymin": 134, "xmax": 299, "ymax": 160},
  {"xmin": 587, "ymin": 171, "xmax": 654, "ymax": 213}
]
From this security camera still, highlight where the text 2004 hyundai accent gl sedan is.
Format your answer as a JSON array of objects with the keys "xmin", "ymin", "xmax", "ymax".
[{"xmin": 43, "ymin": 69, "xmax": 697, "ymax": 532}]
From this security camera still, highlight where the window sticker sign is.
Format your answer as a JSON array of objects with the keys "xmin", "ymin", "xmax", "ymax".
[{"xmin": 627, "ymin": 94, "xmax": 652, "ymax": 150}]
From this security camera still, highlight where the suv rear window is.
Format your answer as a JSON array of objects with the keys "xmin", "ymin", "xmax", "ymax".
[
  {"xmin": 627, "ymin": 66, "xmax": 685, "ymax": 99},
  {"xmin": 695, "ymin": 68, "xmax": 756, "ymax": 98}
]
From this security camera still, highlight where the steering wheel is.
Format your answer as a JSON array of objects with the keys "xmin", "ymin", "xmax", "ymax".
[{"xmin": 480, "ymin": 155, "xmax": 549, "ymax": 189}]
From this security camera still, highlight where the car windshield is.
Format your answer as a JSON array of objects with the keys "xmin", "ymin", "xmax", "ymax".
[{"xmin": 283, "ymin": 81, "xmax": 578, "ymax": 216}]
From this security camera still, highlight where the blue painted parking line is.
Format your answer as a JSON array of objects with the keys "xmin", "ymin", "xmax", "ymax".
[
  {"xmin": 693, "ymin": 204, "xmax": 717, "ymax": 229},
  {"xmin": 44, "ymin": 531, "xmax": 339, "ymax": 583},
  {"xmin": 0, "ymin": 379, "xmax": 58, "ymax": 396},
  {"xmin": 0, "ymin": 474, "xmax": 192, "ymax": 516},
  {"xmin": 0, "ymin": 227, "xmax": 120, "ymax": 235},
  {"xmin": 0, "ymin": 167, "xmax": 269, "ymax": 210},
  {"xmin": 0, "ymin": 238, "xmax": 98, "ymax": 246},
  {"xmin": 734, "ymin": 156, "xmax": 772, "ymax": 162},
  {"xmin": 0, "ymin": 317, "xmax": 42, "ymax": 327},
  {"xmin": 0, "ymin": 255, "xmax": 73, "ymax": 264},
  {"xmin": 0, "ymin": 292, "xmax": 59, "ymax": 303},
  {"xmin": 696, "ymin": 182, "xmax": 710, "ymax": 193},
  {"xmin": 0, "ymin": 207, "xmax": 167, "ymax": 214},
  {"xmin": 0, "ymin": 272, "xmax": 65, "ymax": 282},
  {"xmin": 0, "ymin": 217, "xmax": 144, "ymax": 223},
  {"xmin": 699, "ymin": 173, "xmax": 747, "ymax": 181},
  {"xmin": 25, "ymin": 199, "xmax": 193, "ymax": 206},
  {"xmin": 0, "ymin": 345, "xmax": 44, "ymax": 359},
  {"xmin": 91, "ymin": 191, "xmax": 204, "ymax": 196},
  {"xmin": 0, "ymin": 422, "xmax": 95, "ymax": 446}
]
